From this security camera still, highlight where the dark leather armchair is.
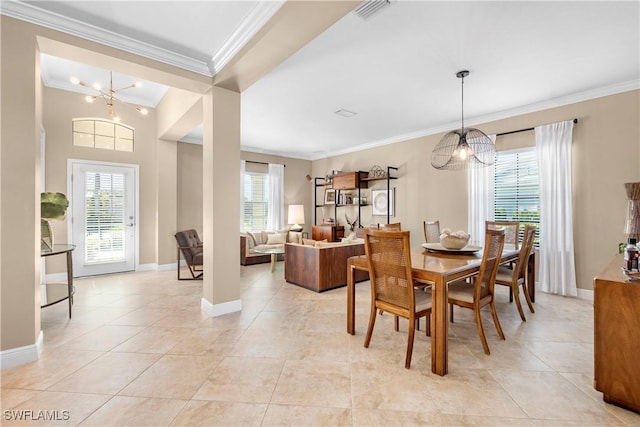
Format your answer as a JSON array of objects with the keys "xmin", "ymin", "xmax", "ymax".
[{"xmin": 174, "ymin": 229, "xmax": 203, "ymax": 280}]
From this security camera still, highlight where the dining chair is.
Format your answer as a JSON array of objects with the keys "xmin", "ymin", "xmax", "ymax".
[
  {"xmin": 423, "ymin": 220, "xmax": 441, "ymax": 243},
  {"xmin": 486, "ymin": 220, "xmax": 519, "ymax": 250},
  {"xmin": 363, "ymin": 229, "xmax": 432, "ymax": 369},
  {"xmin": 447, "ymin": 228, "xmax": 506, "ymax": 355},
  {"xmin": 379, "ymin": 222, "xmax": 402, "ymax": 231},
  {"xmin": 494, "ymin": 224, "xmax": 536, "ymax": 321}
]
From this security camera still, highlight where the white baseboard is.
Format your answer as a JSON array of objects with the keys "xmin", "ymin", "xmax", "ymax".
[
  {"xmin": 577, "ymin": 288, "xmax": 594, "ymax": 301},
  {"xmin": 201, "ymin": 297, "xmax": 242, "ymax": 317},
  {"xmin": 136, "ymin": 263, "xmax": 157, "ymax": 272},
  {"xmin": 45, "ymin": 272, "xmax": 67, "ymax": 282},
  {"xmin": 158, "ymin": 261, "xmax": 184, "ymax": 272},
  {"xmin": 1, "ymin": 330, "xmax": 43, "ymax": 369}
]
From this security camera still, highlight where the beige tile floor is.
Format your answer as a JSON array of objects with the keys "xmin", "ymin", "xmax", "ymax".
[{"xmin": 2, "ymin": 263, "xmax": 639, "ymax": 426}]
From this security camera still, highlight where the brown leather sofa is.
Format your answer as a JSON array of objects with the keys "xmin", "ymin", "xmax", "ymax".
[{"xmin": 284, "ymin": 241, "xmax": 369, "ymax": 292}]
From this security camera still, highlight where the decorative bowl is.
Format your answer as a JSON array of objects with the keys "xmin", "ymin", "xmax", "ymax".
[{"xmin": 440, "ymin": 234, "xmax": 470, "ymax": 250}]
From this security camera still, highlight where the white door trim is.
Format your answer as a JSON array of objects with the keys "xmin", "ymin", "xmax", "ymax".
[{"xmin": 67, "ymin": 159, "xmax": 140, "ymax": 276}]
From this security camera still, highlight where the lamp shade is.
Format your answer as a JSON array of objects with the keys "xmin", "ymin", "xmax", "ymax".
[{"xmin": 288, "ymin": 204, "xmax": 305, "ymax": 231}]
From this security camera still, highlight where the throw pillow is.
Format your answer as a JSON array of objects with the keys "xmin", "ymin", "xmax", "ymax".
[
  {"xmin": 288, "ymin": 231, "xmax": 302, "ymax": 244},
  {"xmin": 266, "ymin": 232, "xmax": 287, "ymax": 245},
  {"xmin": 246, "ymin": 232, "xmax": 258, "ymax": 248},
  {"xmin": 302, "ymin": 238, "xmax": 316, "ymax": 246}
]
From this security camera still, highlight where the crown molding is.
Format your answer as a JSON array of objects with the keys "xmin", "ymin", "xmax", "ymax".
[
  {"xmin": 1, "ymin": 0, "xmax": 211, "ymax": 76},
  {"xmin": 208, "ymin": 0, "xmax": 285, "ymax": 75},
  {"xmin": 313, "ymin": 80, "xmax": 640, "ymax": 161}
]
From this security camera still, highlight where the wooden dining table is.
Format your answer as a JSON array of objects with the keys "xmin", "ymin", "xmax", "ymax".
[{"xmin": 347, "ymin": 246, "xmax": 533, "ymax": 376}]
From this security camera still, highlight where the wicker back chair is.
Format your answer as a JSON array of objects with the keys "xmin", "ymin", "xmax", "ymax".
[
  {"xmin": 363, "ymin": 229, "xmax": 431, "ymax": 369},
  {"xmin": 174, "ymin": 229, "xmax": 203, "ymax": 280},
  {"xmin": 423, "ymin": 220, "xmax": 441, "ymax": 243},
  {"xmin": 486, "ymin": 221, "xmax": 519, "ymax": 250},
  {"xmin": 495, "ymin": 224, "xmax": 536, "ymax": 321},
  {"xmin": 379, "ymin": 222, "xmax": 402, "ymax": 231},
  {"xmin": 447, "ymin": 228, "xmax": 506, "ymax": 355}
]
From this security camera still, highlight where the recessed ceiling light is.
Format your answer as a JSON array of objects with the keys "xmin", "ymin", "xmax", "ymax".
[{"xmin": 334, "ymin": 108, "xmax": 357, "ymax": 118}]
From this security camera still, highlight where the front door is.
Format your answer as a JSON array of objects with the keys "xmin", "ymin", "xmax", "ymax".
[{"xmin": 70, "ymin": 160, "xmax": 137, "ymax": 277}]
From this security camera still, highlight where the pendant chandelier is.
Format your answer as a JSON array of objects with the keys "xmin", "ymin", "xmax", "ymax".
[
  {"xmin": 431, "ymin": 70, "xmax": 496, "ymax": 171},
  {"xmin": 70, "ymin": 71, "xmax": 148, "ymax": 122}
]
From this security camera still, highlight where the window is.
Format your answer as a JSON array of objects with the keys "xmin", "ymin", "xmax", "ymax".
[
  {"xmin": 242, "ymin": 172, "xmax": 269, "ymax": 232},
  {"xmin": 72, "ymin": 118, "xmax": 134, "ymax": 152},
  {"xmin": 494, "ymin": 148, "xmax": 540, "ymax": 243}
]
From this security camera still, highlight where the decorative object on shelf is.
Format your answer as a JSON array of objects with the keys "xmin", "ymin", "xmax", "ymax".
[
  {"xmin": 345, "ymin": 213, "xmax": 359, "ymax": 232},
  {"xmin": 371, "ymin": 188, "xmax": 394, "ymax": 216},
  {"xmin": 431, "ymin": 70, "xmax": 496, "ymax": 171},
  {"xmin": 325, "ymin": 174, "xmax": 332, "ymax": 184},
  {"xmin": 70, "ymin": 71, "xmax": 148, "ymax": 122},
  {"xmin": 624, "ymin": 182, "xmax": 640, "ymax": 240},
  {"xmin": 41, "ymin": 192, "xmax": 69, "ymax": 250},
  {"xmin": 369, "ymin": 165, "xmax": 386, "ymax": 178},
  {"xmin": 324, "ymin": 188, "xmax": 336, "ymax": 205},
  {"xmin": 287, "ymin": 204, "xmax": 305, "ymax": 232}
]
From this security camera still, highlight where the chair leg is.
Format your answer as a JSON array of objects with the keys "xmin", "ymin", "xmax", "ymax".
[
  {"xmin": 512, "ymin": 285, "xmax": 527, "ymax": 321},
  {"xmin": 394, "ymin": 315, "xmax": 399, "ymax": 332},
  {"xmin": 425, "ymin": 312, "xmax": 431, "ymax": 337},
  {"xmin": 474, "ymin": 308, "xmax": 491, "ymax": 355},
  {"xmin": 449, "ymin": 303, "xmax": 454, "ymax": 323},
  {"xmin": 522, "ymin": 282, "xmax": 535, "ymax": 313},
  {"xmin": 364, "ymin": 303, "xmax": 378, "ymax": 348},
  {"xmin": 490, "ymin": 300, "xmax": 506, "ymax": 341},
  {"xmin": 509, "ymin": 287, "xmax": 513, "ymax": 302},
  {"xmin": 405, "ymin": 318, "xmax": 416, "ymax": 369}
]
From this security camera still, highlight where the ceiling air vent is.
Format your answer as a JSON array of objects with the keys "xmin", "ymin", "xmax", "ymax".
[{"xmin": 353, "ymin": 0, "xmax": 392, "ymax": 20}]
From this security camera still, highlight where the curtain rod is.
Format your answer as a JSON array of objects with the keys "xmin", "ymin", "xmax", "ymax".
[
  {"xmin": 496, "ymin": 118, "xmax": 578, "ymax": 137},
  {"xmin": 245, "ymin": 160, "xmax": 285, "ymax": 167}
]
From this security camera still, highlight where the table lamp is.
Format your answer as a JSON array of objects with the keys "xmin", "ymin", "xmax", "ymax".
[
  {"xmin": 625, "ymin": 182, "xmax": 640, "ymax": 240},
  {"xmin": 288, "ymin": 204, "xmax": 305, "ymax": 232}
]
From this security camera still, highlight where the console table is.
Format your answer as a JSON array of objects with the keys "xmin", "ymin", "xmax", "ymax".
[
  {"xmin": 594, "ymin": 254, "xmax": 640, "ymax": 413},
  {"xmin": 40, "ymin": 244, "xmax": 75, "ymax": 318}
]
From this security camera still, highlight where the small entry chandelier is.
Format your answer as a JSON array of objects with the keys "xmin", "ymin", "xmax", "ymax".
[
  {"xmin": 431, "ymin": 70, "xmax": 496, "ymax": 170},
  {"xmin": 70, "ymin": 71, "xmax": 148, "ymax": 122}
]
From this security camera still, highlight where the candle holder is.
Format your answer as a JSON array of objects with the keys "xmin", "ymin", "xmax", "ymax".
[{"xmin": 624, "ymin": 182, "xmax": 640, "ymax": 240}]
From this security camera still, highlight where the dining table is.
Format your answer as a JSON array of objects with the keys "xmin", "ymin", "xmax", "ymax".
[{"xmin": 347, "ymin": 246, "xmax": 534, "ymax": 376}]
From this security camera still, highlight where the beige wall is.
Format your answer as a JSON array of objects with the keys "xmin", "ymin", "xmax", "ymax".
[
  {"xmin": 42, "ymin": 87, "xmax": 159, "ymax": 271},
  {"xmin": 176, "ymin": 144, "xmax": 313, "ymax": 236},
  {"xmin": 313, "ymin": 90, "xmax": 640, "ymax": 291}
]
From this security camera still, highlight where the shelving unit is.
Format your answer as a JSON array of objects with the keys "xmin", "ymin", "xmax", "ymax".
[{"xmin": 313, "ymin": 166, "xmax": 398, "ymax": 228}]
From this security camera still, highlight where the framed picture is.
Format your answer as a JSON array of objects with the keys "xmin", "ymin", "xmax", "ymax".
[
  {"xmin": 324, "ymin": 188, "xmax": 336, "ymax": 205},
  {"xmin": 371, "ymin": 188, "xmax": 395, "ymax": 216}
]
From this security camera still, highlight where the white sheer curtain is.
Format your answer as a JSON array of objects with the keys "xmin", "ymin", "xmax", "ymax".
[
  {"xmin": 267, "ymin": 163, "xmax": 285, "ymax": 231},
  {"xmin": 535, "ymin": 120, "xmax": 577, "ymax": 296},
  {"xmin": 240, "ymin": 160, "xmax": 246, "ymax": 232},
  {"xmin": 467, "ymin": 134, "xmax": 496, "ymax": 247}
]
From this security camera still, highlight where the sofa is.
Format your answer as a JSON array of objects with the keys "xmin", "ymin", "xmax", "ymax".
[
  {"xmin": 284, "ymin": 238, "xmax": 369, "ymax": 292},
  {"xmin": 240, "ymin": 230, "xmax": 302, "ymax": 266}
]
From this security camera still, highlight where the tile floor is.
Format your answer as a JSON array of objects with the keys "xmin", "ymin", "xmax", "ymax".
[{"xmin": 1, "ymin": 263, "xmax": 639, "ymax": 426}]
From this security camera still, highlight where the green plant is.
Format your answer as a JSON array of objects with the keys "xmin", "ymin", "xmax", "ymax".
[{"xmin": 41, "ymin": 192, "xmax": 69, "ymax": 220}]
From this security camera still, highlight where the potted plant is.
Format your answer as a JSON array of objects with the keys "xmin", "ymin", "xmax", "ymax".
[{"xmin": 41, "ymin": 192, "xmax": 69, "ymax": 250}]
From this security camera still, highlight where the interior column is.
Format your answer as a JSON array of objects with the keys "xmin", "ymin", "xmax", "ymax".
[{"xmin": 201, "ymin": 86, "xmax": 241, "ymax": 314}]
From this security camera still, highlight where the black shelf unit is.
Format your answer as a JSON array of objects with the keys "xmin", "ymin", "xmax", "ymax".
[{"xmin": 313, "ymin": 166, "xmax": 398, "ymax": 227}]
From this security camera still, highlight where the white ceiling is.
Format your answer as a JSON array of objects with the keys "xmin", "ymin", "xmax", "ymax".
[{"xmin": 3, "ymin": 1, "xmax": 639, "ymax": 160}]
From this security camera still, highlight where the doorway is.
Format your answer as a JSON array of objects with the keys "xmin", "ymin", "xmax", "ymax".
[{"xmin": 69, "ymin": 160, "xmax": 138, "ymax": 277}]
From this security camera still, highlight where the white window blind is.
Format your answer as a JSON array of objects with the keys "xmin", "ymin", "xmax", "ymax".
[
  {"xmin": 242, "ymin": 172, "xmax": 269, "ymax": 232},
  {"xmin": 84, "ymin": 172, "xmax": 126, "ymax": 264},
  {"xmin": 494, "ymin": 148, "xmax": 540, "ymax": 243}
]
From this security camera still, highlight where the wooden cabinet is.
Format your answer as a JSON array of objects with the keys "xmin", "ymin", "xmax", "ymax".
[
  {"xmin": 312, "ymin": 225, "xmax": 344, "ymax": 242},
  {"xmin": 594, "ymin": 254, "xmax": 640, "ymax": 413},
  {"xmin": 332, "ymin": 171, "xmax": 368, "ymax": 190}
]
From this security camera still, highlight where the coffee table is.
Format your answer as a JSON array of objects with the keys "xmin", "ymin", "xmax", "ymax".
[{"xmin": 254, "ymin": 247, "xmax": 285, "ymax": 272}]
